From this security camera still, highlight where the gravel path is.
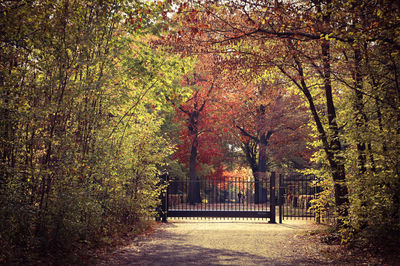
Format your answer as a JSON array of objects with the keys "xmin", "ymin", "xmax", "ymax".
[{"xmin": 99, "ymin": 219, "xmax": 335, "ymax": 265}]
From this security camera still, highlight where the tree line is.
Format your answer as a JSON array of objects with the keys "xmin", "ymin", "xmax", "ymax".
[
  {"xmin": 0, "ymin": 0, "xmax": 191, "ymax": 262},
  {"xmin": 1, "ymin": 0, "xmax": 400, "ymax": 262},
  {"xmin": 166, "ymin": 0, "xmax": 400, "ymax": 247}
]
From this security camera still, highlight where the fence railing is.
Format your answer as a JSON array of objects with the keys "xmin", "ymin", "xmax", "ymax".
[
  {"xmin": 279, "ymin": 174, "xmax": 316, "ymax": 220},
  {"xmin": 163, "ymin": 174, "xmax": 277, "ymax": 221},
  {"xmin": 158, "ymin": 172, "xmax": 318, "ymax": 222}
]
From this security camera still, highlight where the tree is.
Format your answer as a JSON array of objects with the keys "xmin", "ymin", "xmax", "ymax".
[
  {"xmin": 0, "ymin": 0, "xmax": 190, "ymax": 261},
  {"xmin": 168, "ymin": 55, "xmax": 226, "ymax": 203},
  {"xmin": 216, "ymin": 77, "xmax": 311, "ymax": 202},
  {"xmin": 167, "ymin": 0, "xmax": 400, "ymax": 244},
  {"xmin": 168, "ymin": 0, "xmax": 350, "ymax": 219}
]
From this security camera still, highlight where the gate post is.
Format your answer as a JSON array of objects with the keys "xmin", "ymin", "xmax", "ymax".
[
  {"xmin": 161, "ymin": 187, "xmax": 168, "ymax": 223},
  {"xmin": 278, "ymin": 173, "xmax": 283, "ymax": 223},
  {"xmin": 158, "ymin": 173, "xmax": 168, "ymax": 223},
  {"xmin": 269, "ymin": 172, "xmax": 276, "ymax": 223}
]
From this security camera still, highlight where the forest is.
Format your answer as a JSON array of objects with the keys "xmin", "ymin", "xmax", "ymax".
[{"xmin": 1, "ymin": 0, "xmax": 399, "ymax": 263}]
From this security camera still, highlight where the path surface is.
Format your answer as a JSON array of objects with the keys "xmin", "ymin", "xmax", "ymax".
[{"xmin": 99, "ymin": 219, "xmax": 334, "ymax": 265}]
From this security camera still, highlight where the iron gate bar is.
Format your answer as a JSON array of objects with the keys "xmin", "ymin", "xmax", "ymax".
[
  {"xmin": 167, "ymin": 210, "xmax": 270, "ymax": 218},
  {"xmin": 269, "ymin": 172, "xmax": 276, "ymax": 223},
  {"xmin": 164, "ymin": 174, "xmax": 275, "ymax": 221},
  {"xmin": 279, "ymin": 173, "xmax": 283, "ymax": 224},
  {"xmin": 280, "ymin": 174, "xmax": 316, "ymax": 220}
]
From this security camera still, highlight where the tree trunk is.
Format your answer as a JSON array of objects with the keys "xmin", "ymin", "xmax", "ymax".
[
  {"xmin": 255, "ymin": 104, "xmax": 271, "ymax": 204},
  {"xmin": 256, "ymin": 131, "xmax": 271, "ymax": 204},
  {"xmin": 242, "ymin": 140, "xmax": 260, "ymax": 203},
  {"xmin": 321, "ymin": 38, "xmax": 349, "ymax": 218},
  {"xmin": 188, "ymin": 113, "xmax": 201, "ymax": 204},
  {"xmin": 353, "ymin": 47, "xmax": 367, "ymax": 173},
  {"xmin": 286, "ymin": 36, "xmax": 349, "ymax": 221}
]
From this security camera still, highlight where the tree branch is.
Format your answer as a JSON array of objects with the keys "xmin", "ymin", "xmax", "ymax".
[{"xmin": 236, "ymin": 125, "xmax": 258, "ymax": 142}]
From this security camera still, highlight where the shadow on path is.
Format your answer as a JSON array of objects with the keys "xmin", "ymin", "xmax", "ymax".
[{"xmin": 101, "ymin": 221, "xmax": 330, "ymax": 266}]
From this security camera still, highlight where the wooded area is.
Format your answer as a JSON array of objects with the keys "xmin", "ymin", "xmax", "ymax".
[{"xmin": 1, "ymin": 0, "xmax": 399, "ymax": 263}]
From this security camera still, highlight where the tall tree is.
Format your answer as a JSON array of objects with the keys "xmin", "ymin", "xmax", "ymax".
[
  {"xmin": 168, "ymin": 0, "xmax": 350, "ymax": 219},
  {"xmin": 167, "ymin": 0, "xmax": 400, "ymax": 242},
  {"xmin": 0, "ymin": 0, "xmax": 191, "ymax": 260},
  {"xmin": 166, "ymin": 54, "xmax": 224, "ymax": 203},
  {"xmin": 218, "ymin": 78, "xmax": 311, "ymax": 202}
]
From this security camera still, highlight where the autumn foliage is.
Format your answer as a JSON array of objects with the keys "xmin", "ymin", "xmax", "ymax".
[
  {"xmin": 167, "ymin": 0, "xmax": 400, "ymax": 247},
  {"xmin": 1, "ymin": 0, "xmax": 400, "ymax": 262}
]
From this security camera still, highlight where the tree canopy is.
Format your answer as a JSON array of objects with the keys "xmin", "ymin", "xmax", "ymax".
[{"xmin": 1, "ymin": 0, "xmax": 400, "ymax": 262}]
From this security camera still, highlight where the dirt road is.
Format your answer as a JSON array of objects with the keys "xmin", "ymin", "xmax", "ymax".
[{"xmin": 99, "ymin": 219, "xmax": 339, "ymax": 265}]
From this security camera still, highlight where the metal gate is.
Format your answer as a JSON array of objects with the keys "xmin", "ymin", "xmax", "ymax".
[
  {"xmin": 160, "ymin": 173, "xmax": 278, "ymax": 223},
  {"xmin": 158, "ymin": 172, "xmax": 316, "ymax": 222},
  {"xmin": 278, "ymin": 173, "xmax": 316, "ymax": 221}
]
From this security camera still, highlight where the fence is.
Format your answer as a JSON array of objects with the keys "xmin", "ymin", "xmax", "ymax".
[
  {"xmin": 279, "ymin": 174, "xmax": 316, "ymax": 220},
  {"xmin": 162, "ymin": 174, "xmax": 277, "ymax": 222},
  {"xmin": 158, "ymin": 172, "xmax": 318, "ymax": 222}
]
